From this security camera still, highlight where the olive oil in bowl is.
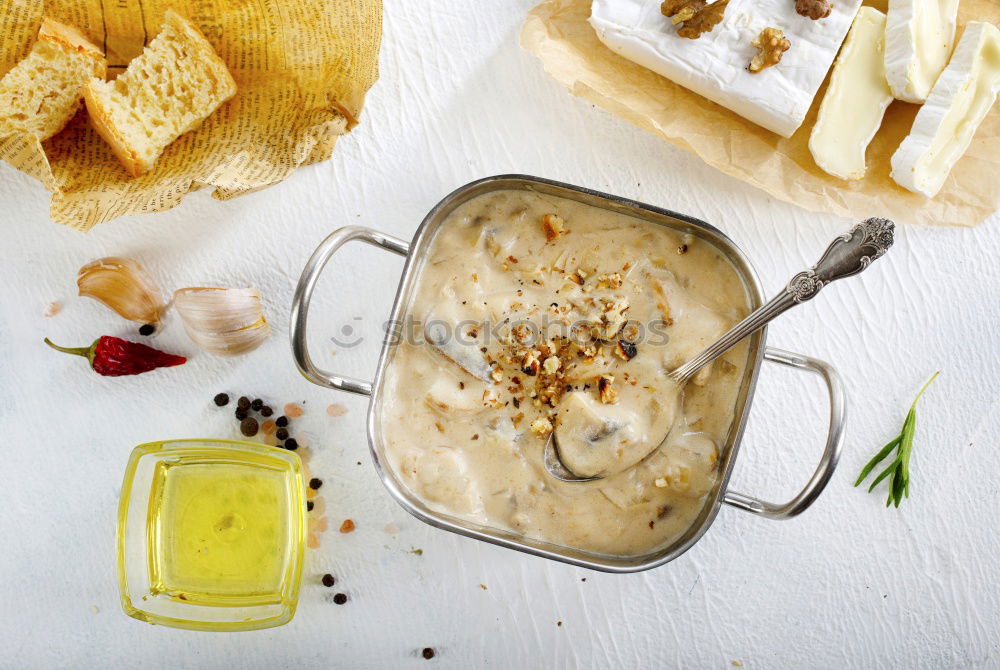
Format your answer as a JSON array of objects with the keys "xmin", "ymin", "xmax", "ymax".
[{"xmin": 118, "ymin": 440, "xmax": 305, "ymax": 631}]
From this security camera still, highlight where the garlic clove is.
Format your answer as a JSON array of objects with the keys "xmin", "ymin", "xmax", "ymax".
[
  {"xmin": 77, "ymin": 257, "xmax": 164, "ymax": 325},
  {"xmin": 173, "ymin": 287, "xmax": 270, "ymax": 356}
]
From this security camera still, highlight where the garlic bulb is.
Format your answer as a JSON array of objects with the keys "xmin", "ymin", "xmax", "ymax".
[
  {"xmin": 77, "ymin": 257, "xmax": 164, "ymax": 325},
  {"xmin": 173, "ymin": 287, "xmax": 270, "ymax": 356}
]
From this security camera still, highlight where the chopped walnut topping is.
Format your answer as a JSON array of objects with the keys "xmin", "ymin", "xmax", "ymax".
[
  {"xmin": 521, "ymin": 349, "xmax": 541, "ymax": 376},
  {"xmin": 568, "ymin": 271, "xmax": 585, "ymax": 286},
  {"xmin": 530, "ymin": 417, "xmax": 554, "ymax": 437},
  {"xmin": 542, "ymin": 356, "xmax": 561, "ymax": 374},
  {"xmin": 615, "ymin": 340, "xmax": 637, "ymax": 361},
  {"xmin": 749, "ymin": 27, "xmax": 790, "ymax": 73},
  {"xmin": 677, "ymin": 244, "xmax": 688, "ymax": 255},
  {"xmin": 491, "ymin": 368, "xmax": 503, "ymax": 383},
  {"xmin": 483, "ymin": 388, "xmax": 503, "ymax": 408},
  {"xmin": 598, "ymin": 375, "xmax": 618, "ymax": 404},
  {"xmin": 597, "ymin": 272, "xmax": 623, "ymax": 290},
  {"xmin": 542, "ymin": 214, "xmax": 566, "ymax": 241},
  {"xmin": 512, "ymin": 322, "xmax": 532, "ymax": 344},
  {"xmin": 591, "ymin": 296, "xmax": 630, "ymax": 340}
]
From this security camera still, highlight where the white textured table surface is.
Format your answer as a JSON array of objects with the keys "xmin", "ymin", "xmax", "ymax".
[{"xmin": 1, "ymin": 2, "xmax": 998, "ymax": 668}]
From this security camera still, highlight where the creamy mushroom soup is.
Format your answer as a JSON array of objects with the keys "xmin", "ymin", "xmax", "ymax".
[{"xmin": 381, "ymin": 189, "xmax": 753, "ymax": 555}]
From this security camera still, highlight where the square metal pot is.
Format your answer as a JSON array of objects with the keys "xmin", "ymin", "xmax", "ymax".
[{"xmin": 290, "ymin": 175, "xmax": 844, "ymax": 572}]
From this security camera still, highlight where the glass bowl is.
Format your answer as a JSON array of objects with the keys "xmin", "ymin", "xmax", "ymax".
[{"xmin": 116, "ymin": 439, "xmax": 306, "ymax": 631}]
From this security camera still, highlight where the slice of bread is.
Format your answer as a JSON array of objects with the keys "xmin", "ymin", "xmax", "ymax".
[
  {"xmin": 83, "ymin": 10, "xmax": 237, "ymax": 177},
  {"xmin": 0, "ymin": 18, "xmax": 107, "ymax": 140}
]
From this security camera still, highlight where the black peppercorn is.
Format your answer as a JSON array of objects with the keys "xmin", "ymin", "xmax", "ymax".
[
  {"xmin": 213, "ymin": 393, "xmax": 230, "ymax": 407},
  {"xmin": 275, "ymin": 428, "xmax": 289, "ymax": 441},
  {"xmin": 422, "ymin": 648, "xmax": 435, "ymax": 660},
  {"xmin": 306, "ymin": 500, "xmax": 314, "ymax": 512},
  {"xmin": 138, "ymin": 324, "xmax": 155, "ymax": 336},
  {"xmin": 251, "ymin": 398, "xmax": 263, "ymax": 411},
  {"xmin": 240, "ymin": 417, "xmax": 259, "ymax": 437},
  {"xmin": 235, "ymin": 407, "xmax": 249, "ymax": 420},
  {"xmin": 321, "ymin": 573, "xmax": 335, "ymax": 587},
  {"xmin": 260, "ymin": 406, "xmax": 273, "ymax": 417},
  {"xmin": 309, "ymin": 477, "xmax": 323, "ymax": 490},
  {"xmin": 275, "ymin": 416, "xmax": 288, "ymax": 428},
  {"xmin": 284, "ymin": 438, "xmax": 298, "ymax": 450},
  {"xmin": 237, "ymin": 396, "xmax": 251, "ymax": 410},
  {"xmin": 333, "ymin": 593, "xmax": 347, "ymax": 605}
]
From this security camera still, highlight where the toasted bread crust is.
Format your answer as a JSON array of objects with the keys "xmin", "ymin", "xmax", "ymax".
[{"xmin": 39, "ymin": 17, "xmax": 106, "ymax": 66}]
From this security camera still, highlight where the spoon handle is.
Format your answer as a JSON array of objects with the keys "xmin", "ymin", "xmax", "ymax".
[{"xmin": 670, "ymin": 217, "xmax": 894, "ymax": 382}]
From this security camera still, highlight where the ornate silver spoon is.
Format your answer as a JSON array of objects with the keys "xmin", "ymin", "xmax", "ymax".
[{"xmin": 544, "ymin": 217, "xmax": 895, "ymax": 482}]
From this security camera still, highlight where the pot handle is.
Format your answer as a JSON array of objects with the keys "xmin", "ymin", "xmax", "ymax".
[
  {"xmin": 722, "ymin": 347, "xmax": 845, "ymax": 520},
  {"xmin": 290, "ymin": 226, "xmax": 410, "ymax": 396}
]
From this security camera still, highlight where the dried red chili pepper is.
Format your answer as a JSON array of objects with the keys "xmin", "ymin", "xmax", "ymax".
[{"xmin": 44, "ymin": 336, "xmax": 186, "ymax": 376}]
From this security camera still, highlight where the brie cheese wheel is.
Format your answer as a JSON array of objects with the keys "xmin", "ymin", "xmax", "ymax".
[
  {"xmin": 884, "ymin": 0, "xmax": 961, "ymax": 103},
  {"xmin": 809, "ymin": 7, "xmax": 894, "ymax": 180},
  {"xmin": 890, "ymin": 22, "xmax": 1000, "ymax": 198},
  {"xmin": 589, "ymin": 0, "xmax": 863, "ymax": 138}
]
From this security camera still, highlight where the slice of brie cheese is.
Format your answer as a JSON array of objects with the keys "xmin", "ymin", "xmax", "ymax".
[
  {"xmin": 809, "ymin": 7, "xmax": 894, "ymax": 180},
  {"xmin": 890, "ymin": 22, "xmax": 1000, "ymax": 198},
  {"xmin": 884, "ymin": 0, "xmax": 961, "ymax": 103},
  {"xmin": 589, "ymin": 0, "xmax": 863, "ymax": 138}
]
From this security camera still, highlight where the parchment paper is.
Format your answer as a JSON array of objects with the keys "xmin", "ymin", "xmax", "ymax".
[
  {"xmin": 0, "ymin": 0, "xmax": 381, "ymax": 230},
  {"xmin": 521, "ymin": 0, "xmax": 1000, "ymax": 227}
]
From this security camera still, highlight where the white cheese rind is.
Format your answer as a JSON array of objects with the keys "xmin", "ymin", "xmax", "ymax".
[
  {"xmin": 884, "ymin": 0, "xmax": 960, "ymax": 103},
  {"xmin": 809, "ymin": 8, "xmax": 894, "ymax": 180},
  {"xmin": 890, "ymin": 22, "xmax": 1000, "ymax": 198},
  {"xmin": 589, "ymin": 0, "xmax": 863, "ymax": 138}
]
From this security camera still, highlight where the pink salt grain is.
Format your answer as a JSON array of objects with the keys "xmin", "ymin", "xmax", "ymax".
[
  {"xmin": 284, "ymin": 403, "xmax": 304, "ymax": 418},
  {"xmin": 327, "ymin": 403, "xmax": 347, "ymax": 417}
]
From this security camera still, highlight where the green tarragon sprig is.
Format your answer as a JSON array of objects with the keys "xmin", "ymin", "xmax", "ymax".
[{"xmin": 854, "ymin": 372, "xmax": 939, "ymax": 508}]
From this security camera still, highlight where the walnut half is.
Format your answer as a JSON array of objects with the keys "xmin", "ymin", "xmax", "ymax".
[
  {"xmin": 661, "ymin": 0, "xmax": 729, "ymax": 40},
  {"xmin": 660, "ymin": 0, "xmax": 705, "ymax": 25},
  {"xmin": 795, "ymin": 0, "xmax": 832, "ymax": 20},
  {"xmin": 749, "ymin": 27, "xmax": 790, "ymax": 74}
]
